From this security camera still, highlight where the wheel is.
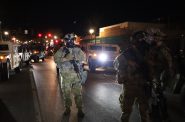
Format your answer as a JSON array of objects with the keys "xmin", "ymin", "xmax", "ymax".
[
  {"xmin": 42, "ymin": 58, "xmax": 45, "ymax": 62},
  {"xmin": 1, "ymin": 62, "xmax": 10, "ymax": 81}
]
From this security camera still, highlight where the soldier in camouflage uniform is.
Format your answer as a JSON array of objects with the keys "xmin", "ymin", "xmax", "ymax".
[
  {"xmin": 146, "ymin": 31, "xmax": 173, "ymax": 121},
  {"xmin": 54, "ymin": 33, "xmax": 86, "ymax": 117},
  {"xmin": 114, "ymin": 30, "xmax": 173, "ymax": 122},
  {"xmin": 114, "ymin": 31, "xmax": 150, "ymax": 122}
]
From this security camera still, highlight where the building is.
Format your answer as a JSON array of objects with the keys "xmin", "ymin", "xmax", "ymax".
[
  {"xmin": 81, "ymin": 21, "xmax": 185, "ymax": 52},
  {"xmin": 99, "ymin": 21, "xmax": 166, "ymax": 38}
]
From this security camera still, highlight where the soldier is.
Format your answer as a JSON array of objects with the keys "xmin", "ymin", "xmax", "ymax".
[
  {"xmin": 146, "ymin": 31, "xmax": 173, "ymax": 121},
  {"xmin": 114, "ymin": 31, "xmax": 150, "ymax": 122},
  {"xmin": 54, "ymin": 33, "xmax": 86, "ymax": 117}
]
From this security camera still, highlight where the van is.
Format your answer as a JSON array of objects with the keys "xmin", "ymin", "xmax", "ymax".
[{"xmin": 84, "ymin": 43, "xmax": 120, "ymax": 71}]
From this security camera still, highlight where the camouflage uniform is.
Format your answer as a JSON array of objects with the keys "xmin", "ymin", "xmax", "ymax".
[
  {"xmin": 146, "ymin": 39, "xmax": 173, "ymax": 121},
  {"xmin": 54, "ymin": 46, "xmax": 86, "ymax": 112},
  {"xmin": 147, "ymin": 43, "xmax": 173, "ymax": 86},
  {"xmin": 114, "ymin": 45, "xmax": 149, "ymax": 122},
  {"xmin": 114, "ymin": 30, "xmax": 173, "ymax": 122}
]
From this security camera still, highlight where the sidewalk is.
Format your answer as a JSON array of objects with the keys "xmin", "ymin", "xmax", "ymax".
[{"xmin": 0, "ymin": 67, "xmax": 38, "ymax": 122}]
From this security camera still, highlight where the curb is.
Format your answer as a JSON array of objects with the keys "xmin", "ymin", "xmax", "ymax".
[{"xmin": 29, "ymin": 69, "xmax": 43, "ymax": 122}]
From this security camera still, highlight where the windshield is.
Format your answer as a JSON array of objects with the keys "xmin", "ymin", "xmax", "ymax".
[
  {"xmin": 0, "ymin": 44, "xmax": 9, "ymax": 51},
  {"xmin": 90, "ymin": 45, "xmax": 102, "ymax": 50},
  {"xmin": 104, "ymin": 46, "xmax": 117, "ymax": 51}
]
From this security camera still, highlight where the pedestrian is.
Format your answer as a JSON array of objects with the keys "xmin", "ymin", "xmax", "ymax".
[
  {"xmin": 114, "ymin": 31, "xmax": 151, "ymax": 122},
  {"xmin": 54, "ymin": 33, "xmax": 86, "ymax": 117}
]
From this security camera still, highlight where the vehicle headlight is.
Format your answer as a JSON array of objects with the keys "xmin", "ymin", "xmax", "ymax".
[
  {"xmin": 93, "ymin": 53, "xmax": 97, "ymax": 57},
  {"xmin": 98, "ymin": 53, "xmax": 107, "ymax": 62},
  {"xmin": 0, "ymin": 56, "xmax": 5, "ymax": 60},
  {"xmin": 33, "ymin": 51, "xmax": 39, "ymax": 54}
]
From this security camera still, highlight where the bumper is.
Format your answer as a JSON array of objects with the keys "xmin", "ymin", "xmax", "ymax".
[
  {"xmin": 89, "ymin": 59, "xmax": 114, "ymax": 67},
  {"xmin": 30, "ymin": 54, "xmax": 44, "ymax": 60}
]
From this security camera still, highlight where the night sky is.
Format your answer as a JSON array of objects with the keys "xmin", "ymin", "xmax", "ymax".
[{"xmin": 0, "ymin": 0, "xmax": 185, "ymax": 35}]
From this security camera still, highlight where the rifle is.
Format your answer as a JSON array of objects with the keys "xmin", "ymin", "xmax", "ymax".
[
  {"xmin": 149, "ymin": 71, "xmax": 168, "ymax": 122},
  {"xmin": 70, "ymin": 60, "xmax": 87, "ymax": 84}
]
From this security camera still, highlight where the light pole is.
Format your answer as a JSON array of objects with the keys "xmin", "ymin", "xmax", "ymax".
[
  {"xmin": 4, "ymin": 31, "xmax": 9, "ymax": 41},
  {"xmin": 89, "ymin": 28, "xmax": 94, "ymax": 39},
  {"xmin": 89, "ymin": 28, "xmax": 96, "ymax": 44}
]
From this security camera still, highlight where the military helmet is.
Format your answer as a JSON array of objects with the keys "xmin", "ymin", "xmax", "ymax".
[
  {"xmin": 146, "ymin": 28, "xmax": 166, "ymax": 43},
  {"xmin": 131, "ymin": 31, "xmax": 148, "ymax": 44},
  {"xmin": 63, "ymin": 33, "xmax": 76, "ymax": 48}
]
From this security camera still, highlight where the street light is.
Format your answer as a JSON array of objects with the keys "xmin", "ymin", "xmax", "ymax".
[
  {"xmin": 4, "ymin": 31, "xmax": 9, "ymax": 41},
  {"xmin": 4, "ymin": 31, "xmax": 9, "ymax": 36},
  {"xmin": 89, "ymin": 29, "xmax": 94, "ymax": 40},
  {"xmin": 89, "ymin": 28, "xmax": 96, "ymax": 44},
  {"xmin": 89, "ymin": 29, "xmax": 94, "ymax": 36}
]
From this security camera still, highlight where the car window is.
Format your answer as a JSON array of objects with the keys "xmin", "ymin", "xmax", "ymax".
[
  {"xmin": 89, "ymin": 45, "xmax": 102, "ymax": 50},
  {"xmin": 0, "ymin": 44, "xmax": 9, "ymax": 51}
]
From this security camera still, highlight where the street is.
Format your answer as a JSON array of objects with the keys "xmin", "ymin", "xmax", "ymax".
[
  {"xmin": 32, "ymin": 56, "xmax": 122, "ymax": 122},
  {"xmin": 0, "ymin": 56, "xmax": 185, "ymax": 122}
]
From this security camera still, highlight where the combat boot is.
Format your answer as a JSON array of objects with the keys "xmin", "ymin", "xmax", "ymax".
[
  {"xmin": 77, "ymin": 108, "xmax": 85, "ymax": 118},
  {"xmin": 63, "ymin": 107, "xmax": 71, "ymax": 116}
]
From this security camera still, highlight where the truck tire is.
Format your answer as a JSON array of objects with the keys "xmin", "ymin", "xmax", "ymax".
[{"xmin": 1, "ymin": 62, "xmax": 10, "ymax": 81}]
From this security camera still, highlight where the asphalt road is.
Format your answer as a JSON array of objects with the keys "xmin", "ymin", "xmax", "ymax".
[
  {"xmin": 31, "ymin": 57, "xmax": 185, "ymax": 122},
  {"xmin": 1, "ymin": 56, "xmax": 184, "ymax": 122},
  {"xmin": 31, "ymin": 57, "xmax": 122, "ymax": 122}
]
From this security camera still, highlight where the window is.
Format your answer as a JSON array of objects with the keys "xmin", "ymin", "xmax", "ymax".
[
  {"xmin": 104, "ymin": 46, "xmax": 117, "ymax": 51},
  {"xmin": 0, "ymin": 45, "xmax": 9, "ymax": 51},
  {"xmin": 90, "ymin": 45, "xmax": 102, "ymax": 50}
]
